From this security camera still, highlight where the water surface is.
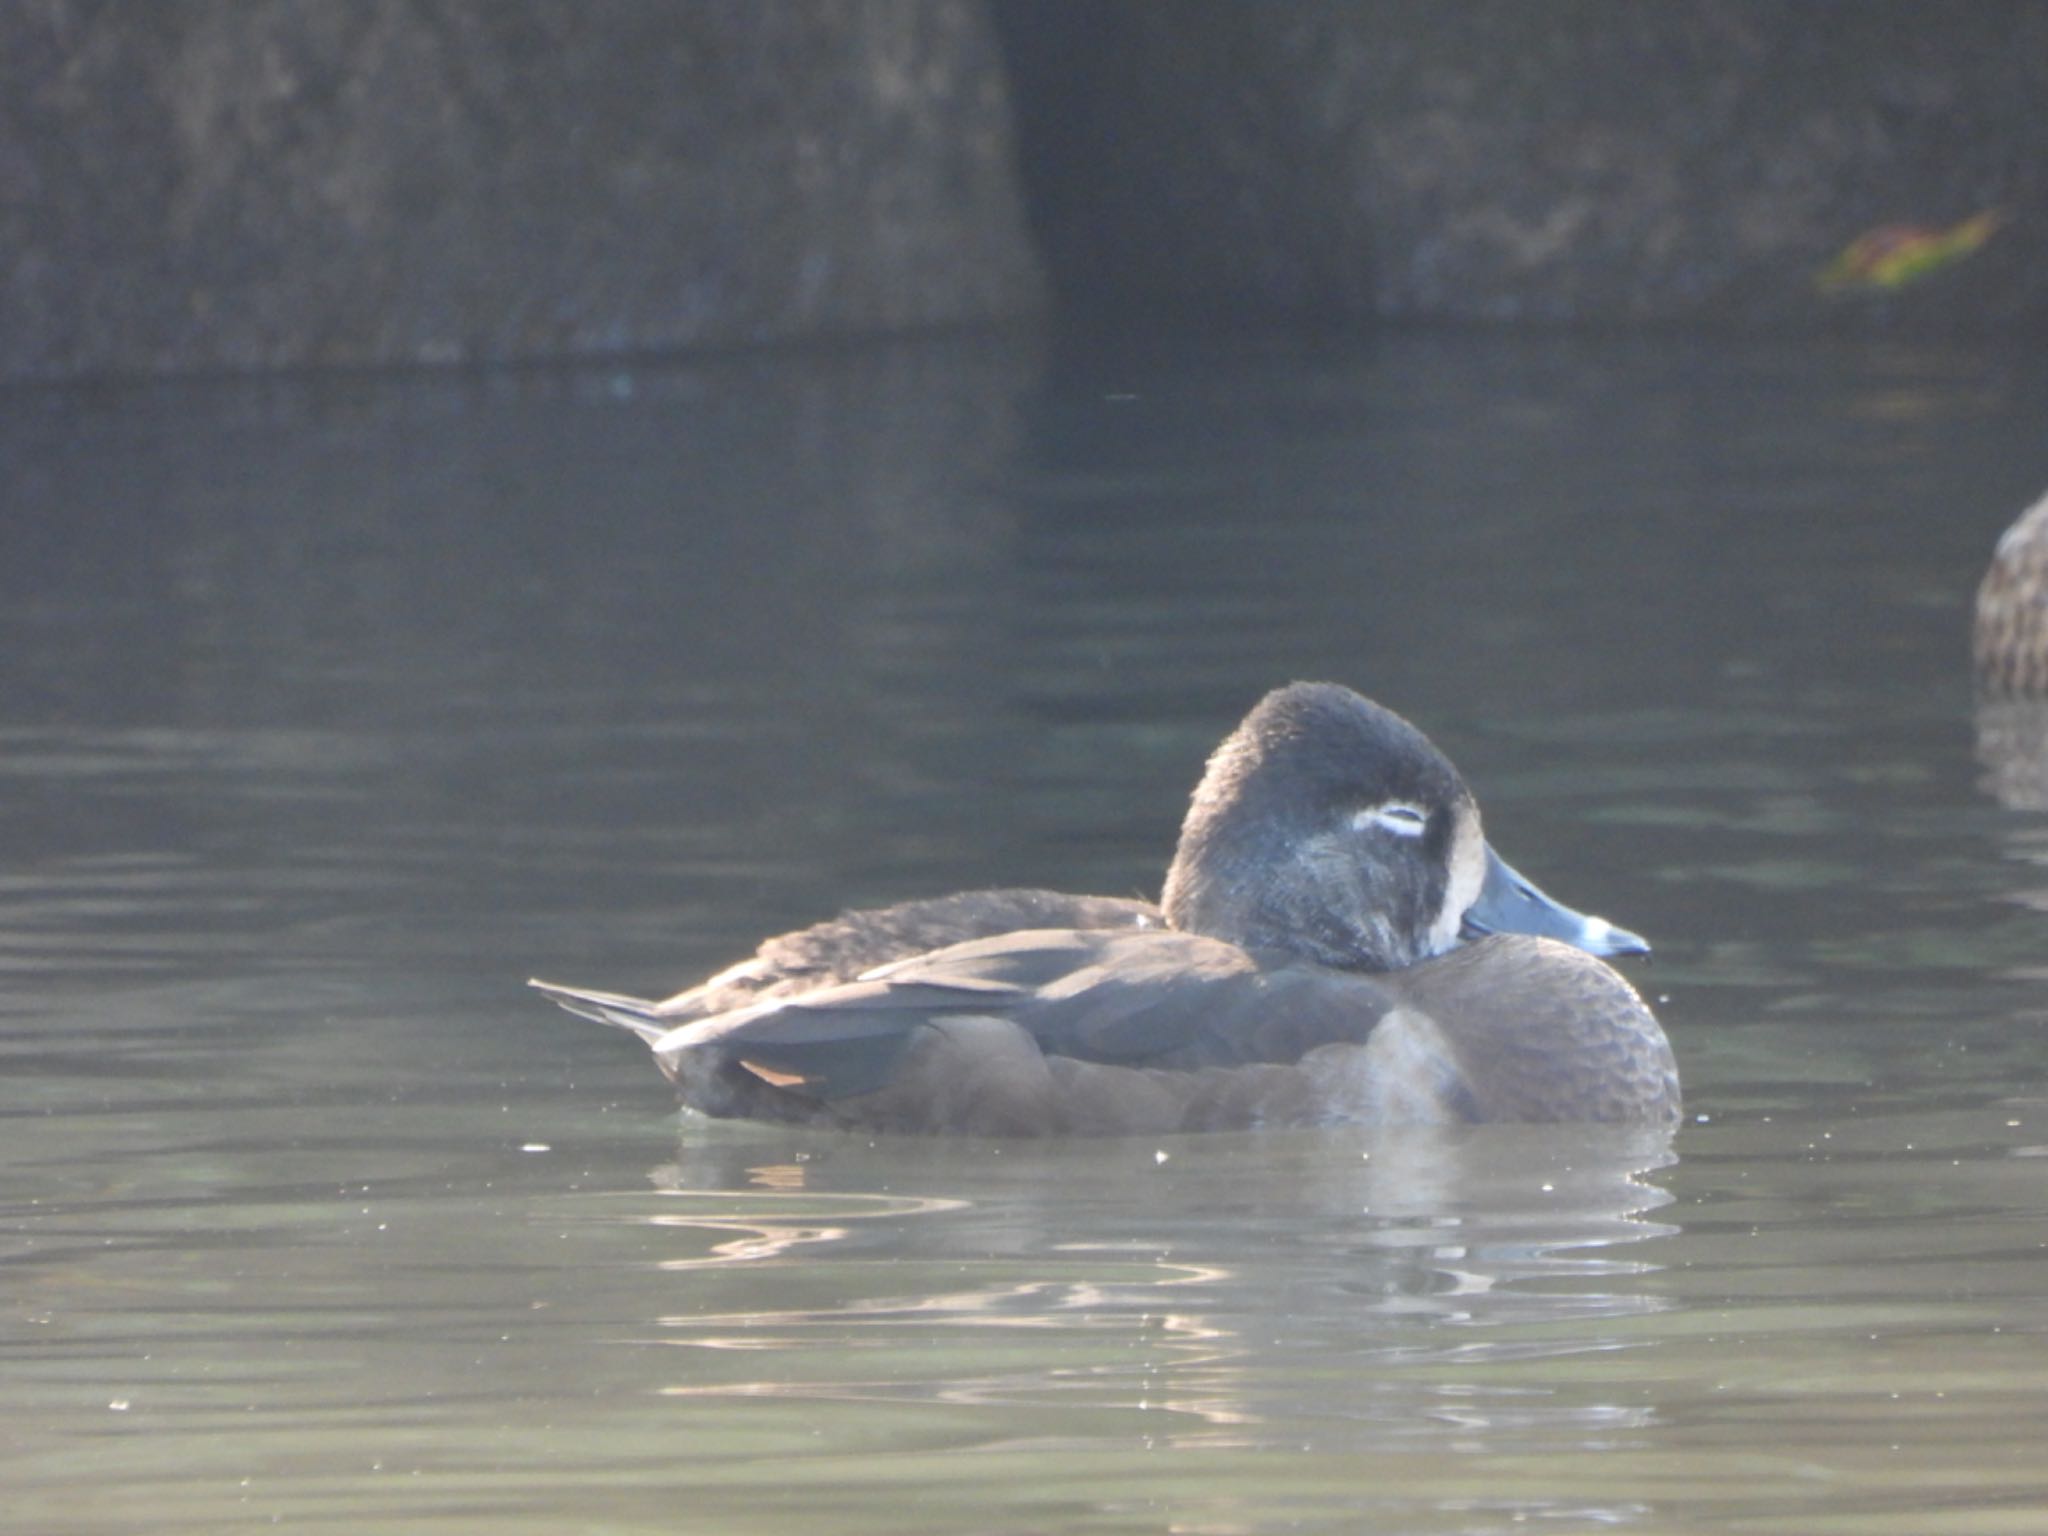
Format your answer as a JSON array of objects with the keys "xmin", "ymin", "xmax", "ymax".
[{"xmin": 5, "ymin": 328, "xmax": 2048, "ymax": 1532}]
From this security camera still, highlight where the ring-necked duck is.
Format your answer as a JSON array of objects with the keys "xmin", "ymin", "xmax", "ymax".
[{"xmin": 533, "ymin": 682, "xmax": 1678, "ymax": 1134}]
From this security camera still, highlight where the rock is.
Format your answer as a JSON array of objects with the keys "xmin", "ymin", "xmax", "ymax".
[
  {"xmin": 11, "ymin": 1, "xmax": 2047, "ymax": 380},
  {"xmin": 1000, "ymin": 0, "xmax": 2048, "ymax": 329},
  {"xmin": 0, "ymin": 1, "xmax": 1042, "ymax": 378}
]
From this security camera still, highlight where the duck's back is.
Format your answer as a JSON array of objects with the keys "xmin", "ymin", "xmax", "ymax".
[{"xmin": 657, "ymin": 888, "xmax": 1160, "ymax": 1021}]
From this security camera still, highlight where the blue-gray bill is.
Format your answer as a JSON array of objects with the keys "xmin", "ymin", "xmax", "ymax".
[{"xmin": 1459, "ymin": 846, "xmax": 1650, "ymax": 957}]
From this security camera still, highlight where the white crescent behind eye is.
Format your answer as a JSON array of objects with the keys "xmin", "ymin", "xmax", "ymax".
[{"xmin": 1352, "ymin": 801, "xmax": 1429, "ymax": 838}]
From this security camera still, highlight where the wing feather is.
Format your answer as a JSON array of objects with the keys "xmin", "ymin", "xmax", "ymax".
[{"xmin": 649, "ymin": 928, "xmax": 1401, "ymax": 1102}]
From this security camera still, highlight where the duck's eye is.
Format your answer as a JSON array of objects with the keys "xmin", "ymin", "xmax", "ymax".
[{"xmin": 1352, "ymin": 802, "xmax": 1430, "ymax": 838}]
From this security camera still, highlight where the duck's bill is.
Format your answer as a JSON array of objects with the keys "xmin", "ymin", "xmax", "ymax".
[{"xmin": 1460, "ymin": 846, "xmax": 1650, "ymax": 957}]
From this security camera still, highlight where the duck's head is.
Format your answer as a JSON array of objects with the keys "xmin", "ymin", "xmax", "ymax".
[{"xmin": 1159, "ymin": 682, "xmax": 1648, "ymax": 971}]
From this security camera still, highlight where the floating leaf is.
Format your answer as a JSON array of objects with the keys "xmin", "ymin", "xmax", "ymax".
[{"xmin": 1817, "ymin": 209, "xmax": 2004, "ymax": 293}]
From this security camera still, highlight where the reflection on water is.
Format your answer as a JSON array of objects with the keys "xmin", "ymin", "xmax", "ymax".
[
  {"xmin": 1975, "ymin": 699, "xmax": 2048, "ymax": 810},
  {"xmin": 592, "ymin": 1127, "xmax": 1677, "ymax": 1446},
  {"xmin": 1972, "ymin": 701, "xmax": 2048, "ymax": 994},
  {"xmin": 8, "ymin": 329, "xmax": 2048, "ymax": 1532}
]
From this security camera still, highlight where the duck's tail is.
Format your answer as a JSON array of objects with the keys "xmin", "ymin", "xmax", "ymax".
[{"xmin": 528, "ymin": 979, "xmax": 671, "ymax": 1049}]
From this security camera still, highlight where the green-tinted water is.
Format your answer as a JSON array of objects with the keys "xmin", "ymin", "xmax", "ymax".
[{"xmin": 5, "ymin": 330, "xmax": 2048, "ymax": 1532}]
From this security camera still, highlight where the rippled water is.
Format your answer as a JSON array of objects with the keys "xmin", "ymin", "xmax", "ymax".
[{"xmin": 6, "ymin": 329, "xmax": 2048, "ymax": 1532}]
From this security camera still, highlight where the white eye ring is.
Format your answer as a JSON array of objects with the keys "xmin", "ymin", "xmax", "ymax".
[{"xmin": 1353, "ymin": 802, "xmax": 1429, "ymax": 838}]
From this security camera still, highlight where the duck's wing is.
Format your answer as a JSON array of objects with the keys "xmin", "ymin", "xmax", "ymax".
[
  {"xmin": 648, "ymin": 889, "xmax": 1161, "ymax": 1022},
  {"xmin": 650, "ymin": 927, "xmax": 1401, "ymax": 1102}
]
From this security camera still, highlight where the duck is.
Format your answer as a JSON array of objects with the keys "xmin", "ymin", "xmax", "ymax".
[
  {"xmin": 1975, "ymin": 489, "xmax": 2048, "ymax": 697},
  {"xmin": 532, "ymin": 682, "xmax": 1679, "ymax": 1135}
]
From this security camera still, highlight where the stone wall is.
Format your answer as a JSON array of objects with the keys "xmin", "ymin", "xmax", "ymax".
[
  {"xmin": 1001, "ymin": 0, "xmax": 2047, "ymax": 331},
  {"xmin": 5, "ymin": 1, "xmax": 2044, "ymax": 380},
  {"xmin": 2, "ymin": 1, "xmax": 1040, "ymax": 378}
]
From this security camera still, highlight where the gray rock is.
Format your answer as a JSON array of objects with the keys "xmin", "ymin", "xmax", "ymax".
[
  {"xmin": 11, "ymin": 0, "xmax": 2045, "ymax": 381},
  {"xmin": 1, "ymin": 1, "xmax": 1042, "ymax": 378},
  {"xmin": 1001, "ymin": 0, "xmax": 2047, "ymax": 328}
]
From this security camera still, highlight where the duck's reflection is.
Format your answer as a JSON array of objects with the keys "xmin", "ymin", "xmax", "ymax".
[
  {"xmin": 600, "ymin": 1122, "xmax": 1678, "ymax": 1444},
  {"xmin": 1971, "ymin": 701, "xmax": 2048, "ymax": 949},
  {"xmin": 1974, "ymin": 699, "xmax": 2048, "ymax": 813}
]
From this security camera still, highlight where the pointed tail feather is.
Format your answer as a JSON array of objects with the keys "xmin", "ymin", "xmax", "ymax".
[{"xmin": 528, "ymin": 979, "xmax": 671, "ymax": 1048}]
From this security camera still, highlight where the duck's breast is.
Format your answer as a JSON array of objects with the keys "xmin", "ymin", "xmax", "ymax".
[{"xmin": 1373, "ymin": 935, "xmax": 1679, "ymax": 1124}]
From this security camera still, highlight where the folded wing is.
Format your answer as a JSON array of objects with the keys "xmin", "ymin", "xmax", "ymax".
[{"xmin": 649, "ymin": 927, "xmax": 1402, "ymax": 1101}]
